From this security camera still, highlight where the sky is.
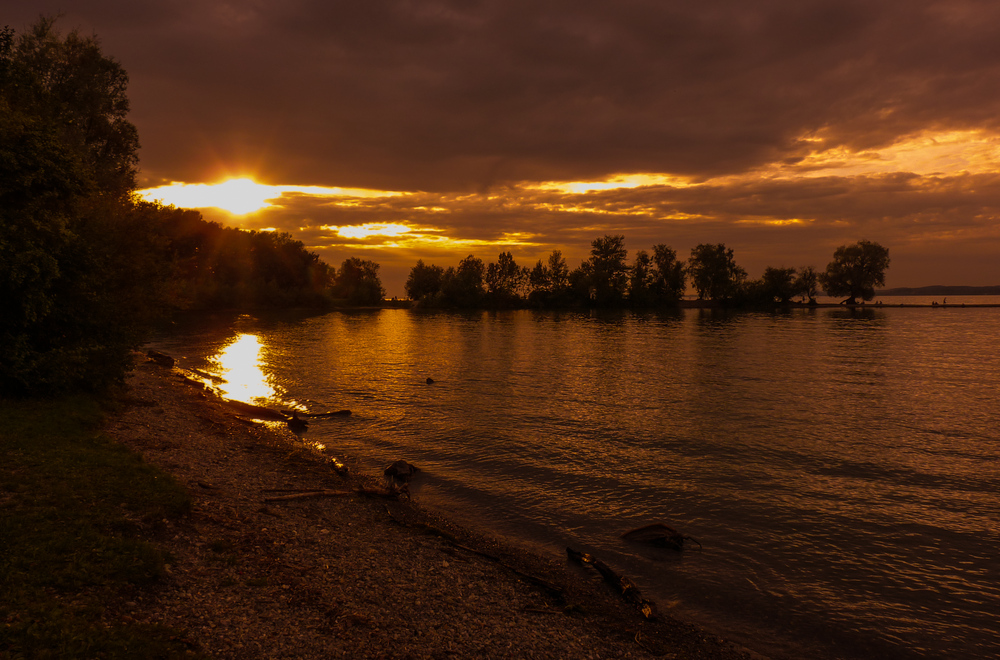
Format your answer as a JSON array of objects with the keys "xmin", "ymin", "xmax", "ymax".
[{"xmin": 7, "ymin": 0, "xmax": 1000, "ymax": 296}]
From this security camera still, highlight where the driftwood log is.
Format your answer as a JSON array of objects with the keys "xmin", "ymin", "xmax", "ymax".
[
  {"xmin": 566, "ymin": 547, "xmax": 659, "ymax": 620},
  {"xmin": 263, "ymin": 489, "xmax": 352, "ymax": 502}
]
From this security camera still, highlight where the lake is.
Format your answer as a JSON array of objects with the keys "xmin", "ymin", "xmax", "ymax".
[{"xmin": 148, "ymin": 304, "xmax": 1000, "ymax": 660}]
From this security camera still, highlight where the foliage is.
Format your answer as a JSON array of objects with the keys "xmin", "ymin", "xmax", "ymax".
[
  {"xmin": 1, "ymin": 18, "xmax": 138, "ymax": 197},
  {"xmin": 629, "ymin": 250, "xmax": 655, "ymax": 306},
  {"xmin": 485, "ymin": 251, "xmax": 528, "ymax": 306},
  {"xmin": 762, "ymin": 266, "xmax": 799, "ymax": 303},
  {"xmin": 0, "ymin": 20, "xmax": 156, "ymax": 395},
  {"xmin": 819, "ymin": 240, "xmax": 891, "ymax": 304},
  {"xmin": 333, "ymin": 257, "xmax": 385, "ymax": 305},
  {"xmin": 441, "ymin": 255, "xmax": 486, "ymax": 307},
  {"xmin": 405, "ymin": 259, "xmax": 445, "ymax": 301},
  {"xmin": 0, "ymin": 395, "xmax": 196, "ymax": 658},
  {"xmin": 687, "ymin": 243, "xmax": 747, "ymax": 302},
  {"xmin": 650, "ymin": 244, "xmax": 686, "ymax": 303},
  {"xmin": 587, "ymin": 234, "xmax": 630, "ymax": 305},
  {"xmin": 795, "ymin": 266, "xmax": 819, "ymax": 303}
]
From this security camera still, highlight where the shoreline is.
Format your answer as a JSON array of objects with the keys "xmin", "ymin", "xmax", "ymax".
[{"xmin": 104, "ymin": 358, "xmax": 766, "ymax": 659}]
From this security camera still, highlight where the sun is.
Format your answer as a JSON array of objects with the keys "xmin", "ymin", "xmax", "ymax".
[{"xmin": 139, "ymin": 177, "xmax": 278, "ymax": 215}]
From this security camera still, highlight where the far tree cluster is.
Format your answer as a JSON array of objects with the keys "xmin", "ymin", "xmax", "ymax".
[
  {"xmin": 1, "ymin": 19, "xmax": 892, "ymax": 397},
  {"xmin": 403, "ymin": 236, "xmax": 889, "ymax": 310}
]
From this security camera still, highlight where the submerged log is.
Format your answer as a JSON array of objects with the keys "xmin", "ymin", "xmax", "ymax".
[
  {"xmin": 620, "ymin": 523, "xmax": 702, "ymax": 551},
  {"xmin": 221, "ymin": 399, "xmax": 288, "ymax": 421},
  {"xmin": 566, "ymin": 547, "xmax": 658, "ymax": 620}
]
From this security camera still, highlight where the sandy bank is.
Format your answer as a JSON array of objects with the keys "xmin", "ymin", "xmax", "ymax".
[{"xmin": 104, "ymin": 359, "xmax": 765, "ymax": 659}]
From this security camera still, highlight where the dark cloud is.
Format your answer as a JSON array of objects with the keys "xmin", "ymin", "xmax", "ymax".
[
  {"xmin": 11, "ymin": 0, "xmax": 1000, "ymax": 189},
  {"xmin": 9, "ymin": 0, "xmax": 1000, "ymax": 289}
]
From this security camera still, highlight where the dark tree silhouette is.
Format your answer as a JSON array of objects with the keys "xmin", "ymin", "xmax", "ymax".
[
  {"xmin": 585, "ymin": 234, "xmax": 629, "ymax": 305},
  {"xmin": 819, "ymin": 240, "xmax": 890, "ymax": 304},
  {"xmin": 334, "ymin": 257, "xmax": 385, "ymax": 305},
  {"xmin": 687, "ymin": 243, "xmax": 746, "ymax": 302},
  {"xmin": 405, "ymin": 259, "xmax": 445, "ymax": 301},
  {"xmin": 651, "ymin": 244, "xmax": 686, "ymax": 303},
  {"xmin": 795, "ymin": 266, "xmax": 819, "ymax": 304},
  {"xmin": 442, "ymin": 255, "xmax": 485, "ymax": 307},
  {"xmin": 762, "ymin": 267, "xmax": 798, "ymax": 303},
  {"xmin": 485, "ymin": 251, "xmax": 528, "ymax": 305},
  {"xmin": 1, "ymin": 20, "xmax": 155, "ymax": 394}
]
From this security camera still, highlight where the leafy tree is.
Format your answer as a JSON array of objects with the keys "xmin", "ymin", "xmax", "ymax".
[
  {"xmin": 3, "ymin": 18, "xmax": 138, "ymax": 196},
  {"xmin": 547, "ymin": 249, "xmax": 570, "ymax": 293},
  {"xmin": 819, "ymin": 240, "xmax": 890, "ymax": 304},
  {"xmin": 333, "ymin": 257, "xmax": 385, "ymax": 305},
  {"xmin": 762, "ymin": 266, "xmax": 798, "ymax": 303},
  {"xmin": 485, "ymin": 251, "xmax": 527, "ymax": 305},
  {"xmin": 629, "ymin": 250, "xmax": 655, "ymax": 306},
  {"xmin": 0, "ymin": 19, "xmax": 154, "ymax": 394},
  {"xmin": 405, "ymin": 259, "xmax": 445, "ymax": 301},
  {"xmin": 441, "ymin": 255, "xmax": 485, "ymax": 307},
  {"xmin": 650, "ymin": 244, "xmax": 686, "ymax": 303},
  {"xmin": 528, "ymin": 259, "xmax": 550, "ymax": 292},
  {"xmin": 687, "ymin": 243, "xmax": 746, "ymax": 302},
  {"xmin": 795, "ymin": 266, "xmax": 819, "ymax": 304},
  {"xmin": 586, "ymin": 234, "xmax": 629, "ymax": 305}
]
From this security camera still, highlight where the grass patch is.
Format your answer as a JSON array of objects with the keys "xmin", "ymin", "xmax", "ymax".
[{"xmin": 0, "ymin": 395, "xmax": 200, "ymax": 658}]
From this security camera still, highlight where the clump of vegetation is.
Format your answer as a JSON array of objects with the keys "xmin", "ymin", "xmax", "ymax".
[
  {"xmin": 0, "ymin": 395, "xmax": 196, "ymax": 658},
  {"xmin": 404, "ymin": 235, "xmax": 889, "ymax": 310}
]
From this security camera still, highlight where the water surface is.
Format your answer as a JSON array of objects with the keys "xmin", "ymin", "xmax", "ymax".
[{"xmin": 150, "ymin": 307, "xmax": 1000, "ymax": 660}]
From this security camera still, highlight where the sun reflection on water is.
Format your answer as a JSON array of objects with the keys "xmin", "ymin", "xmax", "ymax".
[{"xmin": 210, "ymin": 334, "xmax": 276, "ymax": 405}]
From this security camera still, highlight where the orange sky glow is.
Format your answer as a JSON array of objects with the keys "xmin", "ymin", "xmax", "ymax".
[{"xmin": 12, "ymin": 1, "xmax": 1000, "ymax": 296}]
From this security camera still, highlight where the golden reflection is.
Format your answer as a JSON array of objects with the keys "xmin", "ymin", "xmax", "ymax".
[{"xmin": 210, "ymin": 334, "xmax": 276, "ymax": 405}]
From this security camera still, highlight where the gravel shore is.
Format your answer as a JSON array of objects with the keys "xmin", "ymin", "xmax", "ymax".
[{"xmin": 103, "ymin": 359, "xmax": 766, "ymax": 659}]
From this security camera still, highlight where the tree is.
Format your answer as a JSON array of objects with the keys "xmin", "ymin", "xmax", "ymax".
[
  {"xmin": 405, "ymin": 260, "xmax": 444, "ymax": 301},
  {"xmin": 587, "ymin": 234, "xmax": 629, "ymax": 305},
  {"xmin": 1, "ymin": 19, "xmax": 153, "ymax": 394},
  {"xmin": 441, "ymin": 255, "xmax": 485, "ymax": 307},
  {"xmin": 3, "ymin": 18, "xmax": 138, "ymax": 196},
  {"xmin": 629, "ymin": 250, "xmax": 655, "ymax": 306},
  {"xmin": 794, "ymin": 266, "xmax": 819, "ymax": 304},
  {"xmin": 333, "ymin": 258, "xmax": 385, "ymax": 305},
  {"xmin": 547, "ymin": 250, "xmax": 570, "ymax": 293},
  {"xmin": 762, "ymin": 267, "xmax": 798, "ymax": 303},
  {"xmin": 650, "ymin": 244, "xmax": 686, "ymax": 303},
  {"xmin": 687, "ymin": 243, "xmax": 746, "ymax": 302},
  {"xmin": 485, "ymin": 251, "xmax": 527, "ymax": 305},
  {"xmin": 819, "ymin": 240, "xmax": 890, "ymax": 304}
]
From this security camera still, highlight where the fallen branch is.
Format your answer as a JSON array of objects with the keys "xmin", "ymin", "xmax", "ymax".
[
  {"xmin": 566, "ymin": 547, "xmax": 659, "ymax": 620},
  {"xmin": 382, "ymin": 507, "xmax": 564, "ymax": 598}
]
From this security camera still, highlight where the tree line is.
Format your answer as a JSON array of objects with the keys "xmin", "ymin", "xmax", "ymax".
[
  {"xmin": 0, "ymin": 19, "xmax": 888, "ymax": 396},
  {"xmin": 404, "ymin": 236, "xmax": 890, "ymax": 309}
]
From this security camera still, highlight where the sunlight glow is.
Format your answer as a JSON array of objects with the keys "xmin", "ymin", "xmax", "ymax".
[
  {"xmin": 528, "ymin": 173, "xmax": 694, "ymax": 194},
  {"xmin": 776, "ymin": 130, "xmax": 1000, "ymax": 179},
  {"xmin": 210, "ymin": 334, "xmax": 276, "ymax": 405},
  {"xmin": 327, "ymin": 223, "xmax": 414, "ymax": 239},
  {"xmin": 139, "ymin": 177, "xmax": 403, "ymax": 215}
]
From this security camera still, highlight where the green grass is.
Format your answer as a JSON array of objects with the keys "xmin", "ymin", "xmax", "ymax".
[{"xmin": 0, "ymin": 395, "xmax": 200, "ymax": 658}]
